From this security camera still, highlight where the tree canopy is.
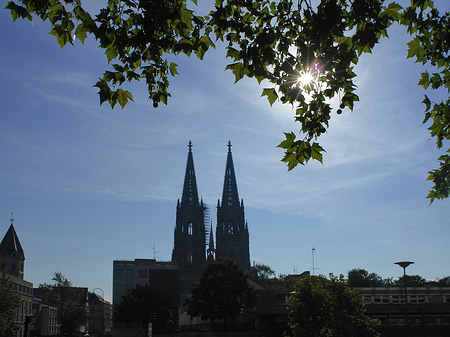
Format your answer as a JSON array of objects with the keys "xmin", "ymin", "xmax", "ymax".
[
  {"xmin": 288, "ymin": 274, "xmax": 379, "ymax": 337},
  {"xmin": 249, "ymin": 262, "xmax": 275, "ymax": 281},
  {"xmin": 0, "ymin": 271, "xmax": 21, "ymax": 337},
  {"xmin": 114, "ymin": 284, "xmax": 175, "ymax": 334},
  {"xmin": 38, "ymin": 272, "xmax": 85, "ymax": 337},
  {"xmin": 184, "ymin": 258, "xmax": 251, "ymax": 330},
  {"xmin": 5, "ymin": 0, "xmax": 450, "ymax": 201}
]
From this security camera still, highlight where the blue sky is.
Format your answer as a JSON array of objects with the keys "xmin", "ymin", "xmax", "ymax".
[{"xmin": 1, "ymin": 1, "xmax": 449, "ymax": 301}]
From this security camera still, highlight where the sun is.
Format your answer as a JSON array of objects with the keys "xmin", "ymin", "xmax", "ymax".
[{"xmin": 299, "ymin": 71, "xmax": 314, "ymax": 86}]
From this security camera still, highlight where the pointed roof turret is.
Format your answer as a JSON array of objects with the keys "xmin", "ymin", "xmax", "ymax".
[
  {"xmin": 221, "ymin": 140, "xmax": 240, "ymax": 207},
  {"xmin": 0, "ymin": 214, "xmax": 25, "ymax": 259},
  {"xmin": 181, "ymin": 141, "xmax": 200, "ymax": 206},
  {"xmin": 209, "ymin": 223, "xmax": 215, "ymax": 251}
]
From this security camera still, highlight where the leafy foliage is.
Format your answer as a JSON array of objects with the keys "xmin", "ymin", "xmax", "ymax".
[
  {"xmin": 0, "ymin": 271, "xmax": 21, "ymax": 337},
  {"xmin": 288, "ymin": 275, "xmax": 379, "ymax": 337},
  {"xmin": 114, "ymin": 284, "xmax": 174, "ymax": 334},
  {"xmin": 38, "ymin": 272, "xmax": 85, "ymax": 337},
  {"xmin": 184, "ymin": 258, "xmax": 251, "ymax": 330},
  {"xmin": 348, "ymin": 268, "xmax": 392, "ymax": 288},
  {"xmin": 395, "ymin": 274, "xmax": 427, "ymax": 287},
  {"xmin": 5, "ymin": 0, "xmax": 450, "ymax": 201},
  {"xmin": 249, "ymin": 262, "xmax": 275, "ymax": 281}
]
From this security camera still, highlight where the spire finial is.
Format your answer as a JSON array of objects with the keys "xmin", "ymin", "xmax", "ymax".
[
  {"xmin": 227, "ymin": 140, "xmax": 232, "ymax": 151},
  {"xmin": 188, "ymin": 140, "xmax": 193, "ymax": 152},
  {"xmin": 10, "ymin": 212, "xmax": 14, "ymax": 225}
]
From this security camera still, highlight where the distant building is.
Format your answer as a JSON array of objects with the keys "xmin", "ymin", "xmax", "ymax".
[
  {"xmin": 0, "ymin": 215, "xmax": 33, "ymax": 337},
  {"xmin": 88, "ymin": 292, "xmax": 112, "ymax": 337},
  {"xmin": 31, "ymin": 298, "xmax": 59, "ymax": 336},
  {"xmin": 112, "ymin": 259, "xmax": 179, "ymax": 337},
  {"xmin": 359, "ymin": 286, "xmax": 450, "ymax": 337},
  {"xmin": 33, "ymin": 286, "xmax": 89, "ymax": 337}
]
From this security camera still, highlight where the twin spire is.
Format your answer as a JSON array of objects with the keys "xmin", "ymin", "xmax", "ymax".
[
  {"xmin": 181, "ymin": 140, "xmax": 241, "ymax": 208},
  {"xmin": 181, "ymin": 140, "xmax": 200, "ymax": 206},
  {"xmin": 221, "ymin": 140, "xmax": 240, "ymax": 208}
]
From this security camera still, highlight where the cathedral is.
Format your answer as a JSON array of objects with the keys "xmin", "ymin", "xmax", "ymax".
[{"xmin": 171, "ymin": 141, "xmax": 251, "ymax": 298}]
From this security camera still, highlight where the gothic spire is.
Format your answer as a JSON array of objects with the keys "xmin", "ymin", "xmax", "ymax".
[
  {"xmin": 0, "ymin": 219, "xmax": 25, "ymax": 259},
  {"xmin": 181, "ymin": 140, "xmax": 200, "ymax": 206},
  {"xmin": 209, "ymin": 223, "xmax": 215, "ymax": 251},
  {"xmin": 221, "ymin": 140, "xmax": 240, "ymax": 207}
]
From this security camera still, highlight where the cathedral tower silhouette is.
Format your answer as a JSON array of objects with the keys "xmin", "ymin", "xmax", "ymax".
[
  {"xmin": 171, "ymin": 141, "xmax": 206, "ymax": 299},
  {"xmin": 172, "ymin": 141, "xmax": 250, "ymax": 298},
  {"xmin": 215, "ymin": 141, "xmax": 250, "ymax": 270}
]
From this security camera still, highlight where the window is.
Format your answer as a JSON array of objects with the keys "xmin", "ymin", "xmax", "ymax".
[
  {"xmin": 188, "ymin": 253, "xmax": 193, "ymax": 265},
  {"xmin": 138, "ymin": 269, "xmax": 148, "ymax": 279},
  {"xmin": 125, "ymin": 269, "xmax": 135, "ymax": 278},
  {"xmin": 410, "ymin": 295, "xmax": 426, "ymax": 303},
  {"xmin": 228, "ymin": 224, "xmax": 234, "ymax": 235},
  {"xmin": 188, "ymin": 223, "xmax": 193, "ymax": 235}
]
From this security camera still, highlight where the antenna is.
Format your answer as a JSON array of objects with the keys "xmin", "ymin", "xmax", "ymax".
[
  {"xmin": 293, "ymin": 265, "xmax": 298, "ymax": 274},
  {"xmin": 312, "ymin": 247, "xmax": 316, "ymax": 276},
  {"xmin": 152, "ymin": 244, "xmax": 159, "ymax": 260}
]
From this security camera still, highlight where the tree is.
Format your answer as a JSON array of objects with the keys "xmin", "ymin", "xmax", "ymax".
[
  {"xmin": 0, "ymin": 271, "xmax": 21, "ymax": 337},
  {"xmin": 395, "ymin": 274, "xmax": 427, "ymax": 287},
  {"xmin": 114, "ymin": 284, "xmax": 174, "ymax": 335},
  {"xmin": 38, "ymin": 272, "xmax": 85, "ymax": 337},
  {"xmin": 288, "ymin": 274, "xmax": 379, "ymax": 337},
  {"xmin": 348, "ymin": 268, "xmax": 385, "ymax": 288},
  {"xmin": 249, "ymin": 262, "xmax": 275, "ymax": 281},
  {"xmin": 5, "ymin": 0, "xmax": 450, "ymax": 201},
  {"xmin": 184, "ymin": 258, "xmax": 251, "ymax": 331}
]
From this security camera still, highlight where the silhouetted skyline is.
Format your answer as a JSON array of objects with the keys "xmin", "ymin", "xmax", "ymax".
[{"xmin": 0, "ymin": 2, "xmax": 449, "ymax": 301}]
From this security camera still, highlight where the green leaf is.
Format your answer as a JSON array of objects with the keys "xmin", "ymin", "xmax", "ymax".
[
  {"xmin": 225, "ymin": 62, "xmax": 246, "ymax": 83},
  {"xmin": 310, "ymin": 142, "xmax": 325, "ymax": 164},
  {"xmin": 169, "ymin": 62, "xmax": 179, "ymax": 76},
  {"xmin": 261, "ymin": 88, "xmax": 278, "ymax": 106},
  {"xmin": 422, "ymin": 95, "xmax": 431, "ymax": 112},
  {"xmin": 105, "ymin": 46, "xmax": 119, "ymax": 63},
  {"xmin": 383, "ymin": 2, "xmax": 403, "ymax": 21},
  {"xmin": 75, "ymin": 23, "xmax": 88, "ymax": 44},
  {"xmin": 117, "ymin": 89, "xmax": 134, "ymax": 109},
  {"xmin": 407, "ymin": 37, "xmax": 426, "ymax": 63}
]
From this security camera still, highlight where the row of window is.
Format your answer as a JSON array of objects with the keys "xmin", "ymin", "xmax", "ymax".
[
  {"xmin": 16, "ymin": 300, "xmax": 32, "ymax": 323},
  {"xmin": 373, "ymin": 315, "xmax": 450, "ymax": 326},
  {"xmin": 1, "ymin": 262, "xmax": 24, "ymax": 272},
  {"xmin": 363, "ymin": 294, "xmax": 450, "ymax": 304},
  {"xmin": 13, "ymin": 282, "xmax": 33, "ymax": 295}
]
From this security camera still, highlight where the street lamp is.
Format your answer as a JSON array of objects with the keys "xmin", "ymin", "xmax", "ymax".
[{"xmin": 395, "ymin": 261, "xmax": 414, "ymax": 337}]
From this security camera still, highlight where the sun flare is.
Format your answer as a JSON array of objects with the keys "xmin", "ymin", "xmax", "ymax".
[{"xmin": 299, "ymin": 71, "xmax": 314, "ymax": 86}]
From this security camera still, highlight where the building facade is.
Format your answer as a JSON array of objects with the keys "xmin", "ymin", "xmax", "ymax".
[
  {"xmin": 0, "ymin": 216, "xmax": 34, "ymax": 337},
  {"xmin": 360, "ymin": 286, "xmax": 450, "ymax": 337},
  {"xmin": 88, "ymin": 292, "xmax": 112, "ymax": 337},
  {"xmin": 112, "ymin": 259, "xmax": 179, "ymax": 337},
  {"xmin": 31, "ymin": 298, "xmax": 60, "ymax": 337}
]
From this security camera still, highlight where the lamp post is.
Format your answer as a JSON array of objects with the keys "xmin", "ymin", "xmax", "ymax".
[{"xmin": 395, "ymin": 261, "xmax": 414, "ymax": 337}]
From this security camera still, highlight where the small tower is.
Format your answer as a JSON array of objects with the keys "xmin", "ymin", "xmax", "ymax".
[
  {"xmin": 0, "ymin": 213, "xmax": 25, "ymax": 279},
  {"xmin": 172, "ymin": 141, "xmax": 206, "ymax": 299},
  {"xmin": 216, "ymin": 141, "xmax": 250, "ymax": 270},
  {"xmin": 207, "ymin": 223, "xmax": 215, "ymax": 262}
]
